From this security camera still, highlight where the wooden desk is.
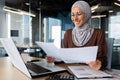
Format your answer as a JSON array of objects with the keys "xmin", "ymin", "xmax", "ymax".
[
  {"xmin": 0, "ymin": 57, "xmax": 120, "ymax": 80},
  {"xmin": 0, "ymin": 44, "xmax": 41, "ymax": 57},
  {"xmin": 0, "ymin": 57, "xmax": 69, "ymax": 80}
]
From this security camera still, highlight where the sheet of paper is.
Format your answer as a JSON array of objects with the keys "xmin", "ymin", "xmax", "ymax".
[
  {"xmin": 68, "ymin": 66, "xmax": 112, "ymax": 79},
  {"xmin": 59, "ymin": 46, "xmax": 98, "ymax": 63},
  {"xmin": 36, "ymin": 41, "xmax": 98, "ymax": 63},
  {"xmin": 35, "ymin": 41, "xmax": 62, "ymax": 61}
]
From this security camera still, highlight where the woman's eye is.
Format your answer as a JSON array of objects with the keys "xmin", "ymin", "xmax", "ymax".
[
  {"xmin": 71, "ymin": 12, "xmax": 83, "ymax": 17},
  {"xmin": 76, "ymin": 12, "xmax": 82, "ymax": 15},
  {"xmin": 71, "ymin": 14, "xmax": 74, "ymax": 16}
]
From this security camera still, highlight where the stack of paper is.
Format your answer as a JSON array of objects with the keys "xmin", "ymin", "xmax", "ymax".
[{"xmin": 35, "ymin": 41, "xmax": 98, "ymax": 63}]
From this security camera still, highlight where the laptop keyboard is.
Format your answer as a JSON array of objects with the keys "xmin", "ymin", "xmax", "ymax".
[{"xmin": 26, "ymin": 62, "xmax": 51, "ymax": 74}]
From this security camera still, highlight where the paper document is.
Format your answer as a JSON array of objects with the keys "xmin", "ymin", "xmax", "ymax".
[
  {"xmin": 68, "ymin": 66, "xmax": 112, "ymax": 79},
  {"xmin": 59, "ymin": 46, "xmax": 98, "ymax": 63},
  {"xmin": 35, "ymin": 41, "xmax": 98, "ymax": 63},
  {"xmin": 35, "ymin": 41, "xmax": 61, "ymax": 61}
]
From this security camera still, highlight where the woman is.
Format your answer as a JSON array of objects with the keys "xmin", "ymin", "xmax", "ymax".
[{"xmin": 47, "ymin": 0, "xmax": 107, "ymax": 70}]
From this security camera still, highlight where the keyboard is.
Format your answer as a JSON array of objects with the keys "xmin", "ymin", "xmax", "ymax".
[
  {"xmin": 26, "ymin": 62, "xmax": 51, "ymax": 74},
  {"xmin": 46, "ymin": 74, "xmax": 74, "ymax": 80}
]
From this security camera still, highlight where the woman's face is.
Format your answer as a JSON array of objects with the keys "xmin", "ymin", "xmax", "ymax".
[{"xmin": 71, "ymin": 7, "xmax": 85, "ymax": 28}]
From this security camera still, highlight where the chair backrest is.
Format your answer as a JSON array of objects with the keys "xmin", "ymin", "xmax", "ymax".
[{"xmin": 106, "ymin": 38, "xmax": 114, "ymax": 69}]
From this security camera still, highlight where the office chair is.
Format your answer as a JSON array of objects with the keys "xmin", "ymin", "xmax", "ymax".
[{"xmin": 106, "ymin": 38, "xmax": 114, "ymax": 69}]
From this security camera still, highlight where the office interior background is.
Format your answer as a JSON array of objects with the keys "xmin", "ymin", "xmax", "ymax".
[{"xmin": 0, "ymin": 0, "xmax": 120, "ymax": 69}]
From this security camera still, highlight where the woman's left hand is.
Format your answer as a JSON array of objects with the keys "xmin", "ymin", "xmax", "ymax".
[
  {"xmin": 86, "ymin": 60, "xmax": 101, "ymax": 70},
  {"xmin": 46, "ymin": 56, "xmax": 55, "ymax": 63}
]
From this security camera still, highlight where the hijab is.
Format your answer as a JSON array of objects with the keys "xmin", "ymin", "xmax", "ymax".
[{"xmin": 72, "ymin": 0, "xmax": 94, "ymax": 46}]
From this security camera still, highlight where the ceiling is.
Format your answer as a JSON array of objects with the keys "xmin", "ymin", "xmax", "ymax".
[{"xmin": 5, "ymin": 0, "xmax": 120, "ymax": 17}]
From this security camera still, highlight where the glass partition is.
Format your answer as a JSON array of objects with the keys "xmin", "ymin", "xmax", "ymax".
[
  {"xmin": 0, "ymin": 0, "xmax": 40, "ymax": 57},
  {"xmin": 1, "ymin": 0, "xmax": 40, "ymax": 46},
  {"xmin": 44, "ymin": 17, "xmax": 61, "ymax": 48}
]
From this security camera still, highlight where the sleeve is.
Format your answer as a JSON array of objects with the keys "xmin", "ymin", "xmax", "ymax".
[
  {"xmin": 96, "ymin": 30, "xmax": 107, "ymax": 70},
  {"xmin": 62, "ymin": 30, "xmax": 69, "ymax": 48}
]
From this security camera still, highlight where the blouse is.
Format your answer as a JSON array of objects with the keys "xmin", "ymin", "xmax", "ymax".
[{"xmin": 62, "ymin": 28, "xmax": 107, "ymax": 69}]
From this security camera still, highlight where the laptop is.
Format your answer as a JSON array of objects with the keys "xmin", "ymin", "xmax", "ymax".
[{"xmin": 0, "ymin": 38, "xmax": 67, "ymax": 78}]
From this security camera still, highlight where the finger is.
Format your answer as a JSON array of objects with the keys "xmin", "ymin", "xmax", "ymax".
[
  {"xmin": 86, "ymin": 61, "xmax": 89, "ymax": 64},
  {"xmin": 86, "ymin": 61, "xmax": 94, "ymax": 65}
]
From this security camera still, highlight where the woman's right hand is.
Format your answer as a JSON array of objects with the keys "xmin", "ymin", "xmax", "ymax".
[
  {"xmin": 86, "ymin": 60, "xmax": 101, "ymax": 70},
  {"xmin": 46, "ymin": 56, "xmax": 55, "ymax": 63}
]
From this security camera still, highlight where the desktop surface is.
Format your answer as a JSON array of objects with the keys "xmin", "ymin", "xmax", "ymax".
[
  {"xmin": 0, "ymin": 57, "xmax": 69, "ymax": 80},
  {"xmin": 0, "ymin": 57, "xmax": 120, "ymax": 80}
]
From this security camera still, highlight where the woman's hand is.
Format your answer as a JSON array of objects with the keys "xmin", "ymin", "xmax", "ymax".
[
  {"xmin": 86, "ymin": 60, "xmax": 101, "ymax": 70},
  {"xmin": 46, "ymin": 56, "xmax": 55, "ymax": 63}
]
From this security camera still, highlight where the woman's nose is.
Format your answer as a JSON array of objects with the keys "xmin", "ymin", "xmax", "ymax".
[{"xmin": 74, "ymin": 15, "xmax": 78, "ymax": 20}]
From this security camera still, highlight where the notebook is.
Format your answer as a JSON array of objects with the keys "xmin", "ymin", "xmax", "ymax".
[
  {"xmin": 0, "ymin": 38, "xmax": 66, "ymax": 78},
  {"xmin": 68, "ymin": 65, "xmax": 113, "ymax": 79}
]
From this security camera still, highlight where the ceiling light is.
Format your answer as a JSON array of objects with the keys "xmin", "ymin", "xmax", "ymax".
[
  {"xmin": 114, "ymin": 2, "xmax": 120, "ymax": 7},
  {"xmin": 91, "ymin": 5, "xmax": 99, "ymax": 11},
  {"xmin": 3, "ymin": 6, "xmax": 36, "ymax": 17},
  {"xmin": 91, "ymin": 10, "xmax": 95, "ymax": 13},
  {"xmin": 25, "ymin": 3, "xmax": 30, "ymax": 6},
  {"xmin": 92, "ymin": 15, "xmax": 106, "ymax": 18},
  {"xmin": 109, "ymin": 10, "xmax": 113, "ymax": 13}
]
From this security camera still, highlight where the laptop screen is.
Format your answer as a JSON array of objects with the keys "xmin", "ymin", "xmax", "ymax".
[{"xmin": 0, "ymin": 38, "xmax": 32, "ymax": 78}]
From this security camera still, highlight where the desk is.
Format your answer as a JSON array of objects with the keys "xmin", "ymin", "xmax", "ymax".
[
  {"xmin": 0, "ymin": 57, "xmax": 69, "ymax": 80},
  {"xmin": 16, "ymin": 44, "xmax": 40, "ymax": 53},
  {"xmin": 0, "ymin": 44, "xmax": 40, "ymax": 52},
  {"xmin": 0, "ymin": 44, "xmax": 42, "ymax": 57},
  {"xmin": 0, "ymin": 57, "xmax": 120, "ymax": 80}
]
